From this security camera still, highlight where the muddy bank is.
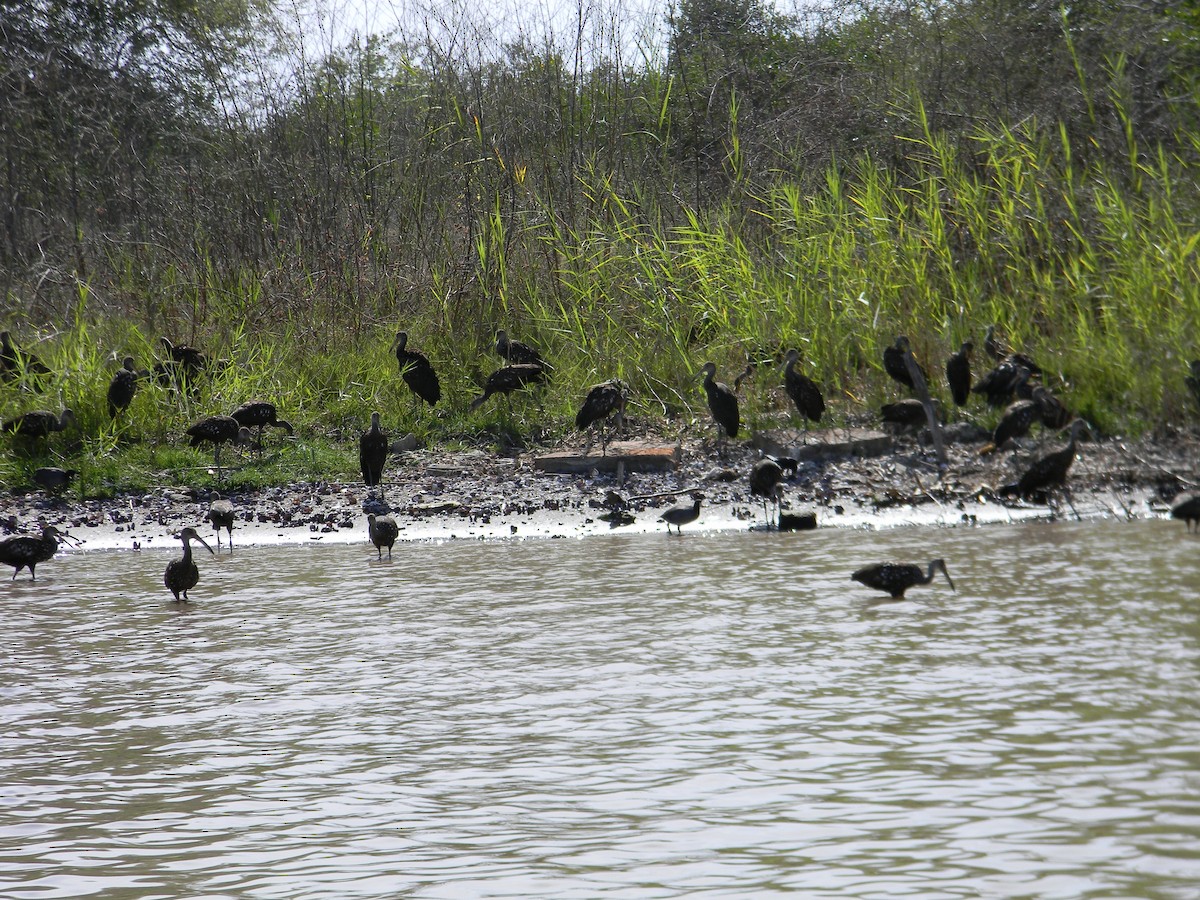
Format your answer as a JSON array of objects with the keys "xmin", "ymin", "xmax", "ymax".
[{"xmin": 2, "ymin": 424, "xmax": 1198, "ymax": 553}]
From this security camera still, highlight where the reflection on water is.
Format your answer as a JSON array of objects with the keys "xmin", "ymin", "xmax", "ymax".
[{"xmin": 2, "ymin": 520, "xmax": 1199, "ymax": 898}]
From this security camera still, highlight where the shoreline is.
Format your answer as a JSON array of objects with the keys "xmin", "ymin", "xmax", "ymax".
[{"xmin": 3, "ymin": 426, "xmax": 1196, "ymax": 555}]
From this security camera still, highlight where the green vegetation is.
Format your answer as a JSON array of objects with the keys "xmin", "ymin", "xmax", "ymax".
[{"xmin": 2, "ymin": 0, "xmax": 1199, "ymax": 494}]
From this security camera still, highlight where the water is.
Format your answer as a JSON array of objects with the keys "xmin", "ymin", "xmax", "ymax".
[{"xmin": 2, "ymin": 520, "xmax": 1199, "ymax": 898}]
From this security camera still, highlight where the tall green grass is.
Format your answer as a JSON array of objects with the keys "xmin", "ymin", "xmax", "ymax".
[{"xmin": 4, "ymin": 107, "xmax": 1199, "ymax": 495}]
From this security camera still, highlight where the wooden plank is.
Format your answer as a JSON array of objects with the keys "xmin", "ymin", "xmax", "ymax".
[
  {"xmin": 753, "ymin": 427, "xmax": 892, "ymax": 461},
  {"xmin": 533, "ymin": 440, "xmax": 680, "ymax": 475}
]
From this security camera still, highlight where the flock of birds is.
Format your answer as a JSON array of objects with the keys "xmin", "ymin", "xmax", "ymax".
[{"xmin": 4, "ymin": 324, "xmax": 1200, "ymax": 603}]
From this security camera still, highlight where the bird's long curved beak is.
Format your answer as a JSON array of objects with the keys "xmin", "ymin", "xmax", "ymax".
[
  {"xmin": 941, "ymin": 566, "xmax": 956, "ymax": 591},
  {"xmin": 197, "ymin": 536, "xmax": 215, "ymax": 555}
]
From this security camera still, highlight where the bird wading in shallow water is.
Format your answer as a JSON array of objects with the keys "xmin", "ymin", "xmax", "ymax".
[
  {"xmin": 164, "ymin": 527, "xmax": 215, "ymax": 601},
  {"xmin": 359, "ymin": 412, "xmax": 389, "ymax": 495},
  {"xmin": 0, "ymin": 524, "xmax": 76, "ymax": 580},
  {"xmin": 367, "ymin": 513, "xmax": 399, "ymax": 559},
  {"xmin": 781, "ymin": 349, "xmax": 824, "ymax": 441},
  {"xmin": 749, "ymin": 456, "xmax": 797, "ymax": 528},
  {"xmin": 659, "ymin": 496, "xmax": 702, "ymax": 535},
  {"xmin": 852, "ymin": 558, "xmax": 955, "ymax": 600},
  {"xmin": 392, "ymin": 331, "xmax": 441, "ymax": 406},
  {"xmin": 206, "ymin": 492, "xmax": 236, "ymax": 552},
  {"xmin": 1171, "ymin": 493, "xmax": 1200, "ymax": 533},
  {"xmin": 575, "ymin": 380, "xmax": 626, "ymax": 455}
]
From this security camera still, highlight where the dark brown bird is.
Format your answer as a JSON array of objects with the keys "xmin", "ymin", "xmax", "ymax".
[
  {"xmin": 495, "ymin": 329, "xmax": 547, "ymax": 368},
  {"xmin": 3, "ymin": 408, "xmax": 76, "ymax": 440},
  {"xmin": 206, "ymin": 492, "xmax": 236, "ymax": 552},
  {"xmin": 1171, "ymin": 493, "xmax": 1200, "ymax": 532},
  {"xmin": 469, "ymin": 363, "xmax": 547, "ymax": 410},
  {"xmin": 983, "ymin": 325, "xmax": 1041, "ymax": 374},
  {"xmin": 972, "ymin": 361, "xmax": 1033, "ymax": 408},
  {"xmin": 883, "ymin": 336, "xmax": 928, "ymax": 391},
  {"xmin": 1032, "ymin": 385, "xmax": 1072, "ymax": 430},
  {"xmin": 881, "ymin": 398, "xmax": 936, "ymax": 431},
  {"xmin": 0, "ymin": 330, "xmax": 52, "ymax": 385},
  {"xmin": 852, "ymin": 558, "xmax": 955, "ymax": 600},
  {"xmin": 230, "ymin": 400, "xmax": 293, "ymax": 454},
  {"xmin": 980, "ymin": 397, "xmax": 1040, "ymax": 454},
  {"xmin": 164, "ymin": 527, "xmax": 215, "ymax": 601},
  {"xmin": 367, "ymin": 513, "xmax": 399, "ymax": 559},
  {"xmin": 999, "ymin": 419, "xmax": 1090, "ymax": 499},
  {"xmin": 781, "ymin": 349, "xmax": 825, "ymax": 439},
  {"xmin": 0, "ymin": 524, "xmax": 74, "ymax": 580},
  {"xmin": 154, "ymin": 337, "xmax": 209, "ymax": 390},
  {"xmin": 575, "ymin": 380, "xmax": 626, "ymax": 455},
  {"xmin": 749, "ymin": 456, "xmax": 797, "ymax": 528},
  {"xmin": 107, "ymin": 356, "xmax": 147, "ymax": 417},
  {"xmin": 392, "ymin": 331, "xmax": 441, "ymax": 405},
  {"xmin": 359, "ymin": 411, "xmax": 388, "ymax": 492},
  {"xmin": 33, "ymin": 467, "xmax": 78, "ymax": 494},
  {"xmin": 186, "ymin": 416, "xmax": 252, "ymax": 472},
  {"xmin": 659, "ymin": 497, "xmax": 702, "ymax": 535},
  {"xmin": 698, "ymin": 362, "xmax": 739, "ymax": 442},
  {"xmin": 946, "ymin": 342, "xmax": 973, "ymax": 407}
]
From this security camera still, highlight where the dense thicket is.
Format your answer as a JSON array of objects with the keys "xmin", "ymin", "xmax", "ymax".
[{"xmin": 2, "ymin": 0, "xmax": 1199, "ymax": 446}]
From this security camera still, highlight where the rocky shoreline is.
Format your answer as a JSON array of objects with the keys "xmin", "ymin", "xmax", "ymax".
[{"xmin": 3, "ymin": 423, "xmax": 1198, "ymax": 554}]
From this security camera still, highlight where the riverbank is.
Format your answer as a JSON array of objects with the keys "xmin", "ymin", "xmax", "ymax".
[{"xmin": 3, "ymin": 423, "xmax": 1197, "ymax": 554}]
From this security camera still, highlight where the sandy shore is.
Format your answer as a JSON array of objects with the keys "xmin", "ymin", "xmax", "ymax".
[{"xmin": 3, "ymin": 424, "xmax": 1197, "ymax": 554}]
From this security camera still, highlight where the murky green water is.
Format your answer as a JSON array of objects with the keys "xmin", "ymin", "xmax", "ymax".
[{"xmin": 2, "ymin": 520, "xmax": 1199, "ymax": 898}]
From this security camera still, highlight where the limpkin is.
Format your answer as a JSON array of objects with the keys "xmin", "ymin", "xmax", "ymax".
[
  {"xmin": 186, "ymin": 416, "xmax": 252, "ymax": 475},
  {"xmin": 999, "ymin": 419, "xmax": 1090, "ymax": 501},
  {"xmin": 1032, "ymin": 385, "xmax": 1072, "ymax": 431},
  {"xmin": 0, "ymin": 524, "xmax": 75, "ymax": 580},
  {"xmin": 983, "ymin": 325, "xmax": 1041, "ymax": 374},
  {"xmin": 206, "ymin": 492, "xmax": 236, "ymax": 553},
  {"xmin": 883, "ymin": 336, "xmax": 928, "ymax": 391},
  {"xmin": 946, "ymin": 342, "xmax": 973, "ymax": 407},
  {"xmin": 659, "ymin": 497, "xmax": 702, "ymax": 535},
  {"xmin": 230, "ymin": 400, "xmax": 293, "ymax": 455},
  {"xmin": 980, "ymin": 396, "xmax": 1041, "ymax": 455},
  {"xmin": 33, "ymin": 467, "xmax": 77, "ymax": 495},
  {"xmin": 392, "ymin": 331, "xmax": 441, "ymax": 406},
  {"xmin": 359, "ymin": 412, "xmax": 389, "ymax": 494},
  {"xmin": 469, "ymin": 363, "xmax": 547, "ymax": 410},
  {"xmin": 781, "ymin": 349, "xmax": 824, "ymax": 440},
  {"xmin": 1170, "ymin": 493, "xmax": 1200, "ymax": 533},
  {"xmin": 495, "ymin": 329, "xmax": 547, "ymax": 369},
  {"xmin": 698, "ymin": 362, "xmax": 739, "ymax": 445},
  {"xmin": 3, "ymin": 408, "xmax": 76, "ymax": 442},
  {"xmin": 107, "ymin": 356, "xmax": 148, "ymax": 417},
  {"xmin": 154, "ymin": 337, "xmax": 209, "ymax": 391},
  {"xmin": 367, "ymin": 513, "xmax": 399, "ymax": 559},
  {"xmin": 575, "ymin": 380, "xmax": 627, "ymax": 455},
  {"xmin": 749, "ymin": 456, "xmax": 797, "ymax": 528},
  {"xmin": 0, "ymin": 330, "xmax": 52, "ymax": 386},
  {"xmin": 164, "ymin": 527, "xmax": 215, "ymax": 601},
  {"xmin": 972, "ymin": 360, "xmax": 1033, "ymax": 408},
  {"xmin": 852, "ymin": 558, "xmax": 955, "ymax": 600}
]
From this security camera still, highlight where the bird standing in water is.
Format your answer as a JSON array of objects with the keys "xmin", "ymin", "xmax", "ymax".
[
  {"xmin": 206, "ymin": 492, "xmax": 236, "ymax": 553},
  {"xmin": 659, "ymin": 496, "xmax": 702, "ymax": 535},
  {"xmin": 1170, "ymin": 493, "xmax": 1200, "ymax": 533},
  {"xmin": 359, "ymin": 412, "xmax": 389, "ymax": 495},
  {"xmin": 367, "ymin": 513, "xmax": 399, "ymax": 558},
  {"xmin": 0, "ymin": 524, "xmax": 75, "ymax": 580},
  {"xmin": 852, "ymin": 559, "xmax": 955, "ymax": 600},
  {"xmin": 164, "ymin": 527, "xmax": 215, "ymax": 601}
]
